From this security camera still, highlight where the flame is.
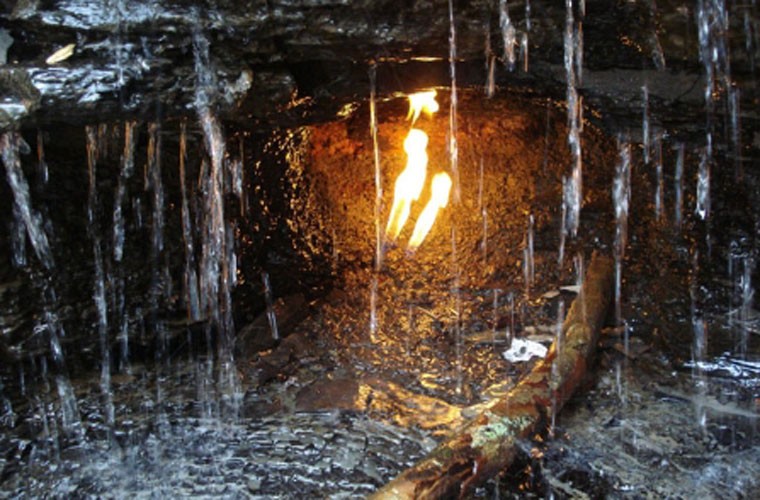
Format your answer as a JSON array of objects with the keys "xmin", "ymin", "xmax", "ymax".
[
  {"xmin": 408, "ymin": 172, "xmax": 452, "ymax": 250},
  {"xmin": 406, "ymin": 90, "xmax": 439, "ymax": 125},
  {"xmin": 385, "ymin": 128, "xmax": 429, "ymax": 241},
  {"xmin": 384, "ymin": 90, "xmax": 450, "ymax": 249}
]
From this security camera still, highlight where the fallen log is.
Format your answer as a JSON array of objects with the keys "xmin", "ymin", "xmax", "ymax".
[{"xmin": 370, "ymin": 253, "xmax": 614, "ymax": 499}]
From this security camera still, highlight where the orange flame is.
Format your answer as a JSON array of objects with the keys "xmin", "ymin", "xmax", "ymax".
[
  {"xmin": 385, "ymin": 128, "xmax": 429, "ymax": 241},
  {"xmin": 406, "ymin": 90, "xmax": 439, "ymax": 125},
  {"xmin": 384, "ymin": 90, "xmax": 450, "ymax": 249},
  {"xmin": 408, "ymin": 172, "xmax": 452, "ymax": 250}
]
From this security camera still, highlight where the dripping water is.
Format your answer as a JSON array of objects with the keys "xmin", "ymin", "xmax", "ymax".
[
  {"xmin": 448, "ymin": 0, "xmax": 460, "ymax": 202},
  {"xmin": 112, "ymin": 121, "xmax": 135, "ymax": 263},
  {"xmin": 696, "ymin": 134, "xmax": 711, "ymax": 221},
  {"xmin": 523, "ymin": 214, "xmax": 534, "ymax": 296},
  {"xmin": 370, "ymin": 64, "xmax": 383, "ymax": 270},
  {"xmin": 499, "ymin": 0, "xmax": 517, "ymax": 71},
  {"xmin": 2, "ymin": 132, "xmax": 54, "ymax": 270},
  {"xmin": 479, "ymin": 158, "xmax": 488, "ymax": 266},
  {"xmin": 613, "ymin": 139, "xmax": 631, "ymax": 325},
  {"xmin": 179, "ymin": 119, "xmax": 201, "ymax": 321},
  {"xmin": 370, "ymin": 275, "xmax": 379, "ymax": 342},
  {"xmin": 674, "ymin": 143, "xmax": 685, "ymax": 230},
  {"xmin": 261, "ymin": 271, "xmax": 279, "ymax": 342},
  {"xmin": 642, "ymin": 85, "xmax": 650, "ymax": 165},
  {"xmin": 654, "ymin": 132, "xmax": 664, "ymax": 222},
  {"xmin": 550, "ymin": 299, "xmax": 564, "ymax": 432},
  {"xmin": 452, "ymin": 226, "xmax": 463, "ymax": 396},
  {"xmin": 36, "ymin": 129, "xmax": 48, "ymax": 185},
  {"xmin": 193, "ymin": 29, "xmax": 241, "ymax": 418},
  {"xmin": 563, "ymin": 0, "xmax": 583, "ymax": 239}
]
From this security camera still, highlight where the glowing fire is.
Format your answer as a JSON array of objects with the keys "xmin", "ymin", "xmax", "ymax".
[
  {"xmin": 408, "ymin": 172, "xmax": 452, "ymax": 250},
  {"xmin": 406, "ymin": 90, "xmax": 439, "ymax": 124},
  {"xmin": 384, "ymin": 90, "xmax": 452, "ymax": 250},
  {"xmin": 385, "ymin": 128, "xmax": 429, "ymax": 241}
]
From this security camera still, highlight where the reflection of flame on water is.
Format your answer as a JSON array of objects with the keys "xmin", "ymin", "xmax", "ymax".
[
  {"xmin": 384, "ymin": 90, "xmax": 452, "ymax": 250},
  {"xmin": 385, "ymin": 129, "xmax": 429, "ymax": 241},
  {"xmin": 408, "ymin": 172, "xmax": 452, "ymax": 251}
]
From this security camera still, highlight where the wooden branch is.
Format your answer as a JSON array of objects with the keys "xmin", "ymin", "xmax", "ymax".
[{"xmin": 370, "ymin": 253, "xmax": 614, "ymax": 499}]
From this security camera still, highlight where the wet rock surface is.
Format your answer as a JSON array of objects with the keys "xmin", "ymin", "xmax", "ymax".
[
  {"xmin": 0, "ymin": 0, "xmax": 757, "ymax": 139},
  {"xmin": 0, "ymin": 0, "xmax": 759, "ymax": 497}
]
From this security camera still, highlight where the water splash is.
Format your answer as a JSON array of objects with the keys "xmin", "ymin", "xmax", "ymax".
[{"xmin": 1, "ymin": 132, "xmax": 54, "ymax": 270}]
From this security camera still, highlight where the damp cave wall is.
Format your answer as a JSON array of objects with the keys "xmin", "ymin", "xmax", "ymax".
[
  {"xmin": 1, "ymin": 0, "xmax": 760, "ymax": 369},
  {"xmin": 0, "ymin": 0, "xmax": 757, "ymax": 136}
]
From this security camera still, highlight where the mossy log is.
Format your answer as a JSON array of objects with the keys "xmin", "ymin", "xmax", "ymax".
[{"xmin": 371, "ymin": 253, "xmax": 614, "ymax": 499}]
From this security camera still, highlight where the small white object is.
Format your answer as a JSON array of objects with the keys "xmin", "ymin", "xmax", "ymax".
[
  {"xmin": 502, "ymin": 337, "xmax": 548, "ymax": 362},
  {"xmin": 45, "ymin": 43, "xmax": 75, "ymax": 65}
]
